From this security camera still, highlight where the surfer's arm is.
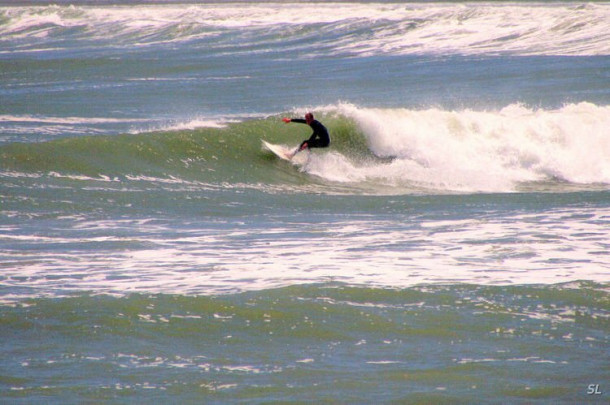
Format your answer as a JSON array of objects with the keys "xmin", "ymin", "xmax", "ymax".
[
  {"xmin": 282, "ymin": 118, "xmax": 307, "ymax": 124},
  {"xmin": 283, "ymin": 119, "xmax": 318, "ymax": 140}
]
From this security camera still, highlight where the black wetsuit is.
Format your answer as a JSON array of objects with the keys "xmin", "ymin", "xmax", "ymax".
[{"xmin": 291, "ymin": 119, "xmax": 330, "ymax": 149}]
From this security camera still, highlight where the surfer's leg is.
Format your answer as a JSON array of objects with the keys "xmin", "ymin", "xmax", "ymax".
[{"xmin": 305, "ymin": 139, "xmax": 328, "ymax": 149}]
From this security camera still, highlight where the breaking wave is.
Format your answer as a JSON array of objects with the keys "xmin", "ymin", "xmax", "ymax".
[{"xmin": 2, "ymin": 102, "xmax": 610, "ymax": 194}]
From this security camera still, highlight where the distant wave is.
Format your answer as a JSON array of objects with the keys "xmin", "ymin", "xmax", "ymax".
[
  {"xmin": 2, "ymin": 102, "xmax": 609, "ymax": 194},
  {"xmin": 1, "ymin": 3, "xmax": 609, "ymax": 56},
  {"xmin": 0, "ymin": 114, "xmax": 235, "ymax": 143}
]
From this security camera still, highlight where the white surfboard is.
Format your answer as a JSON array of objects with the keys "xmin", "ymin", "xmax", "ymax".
[{"xmin": 262, "ymin": 140, "xmax": 295, "ymax": 161}]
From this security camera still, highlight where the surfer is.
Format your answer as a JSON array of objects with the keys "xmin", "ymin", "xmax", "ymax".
[{"xmin": 282, "ymin": 112, "xmax": 330, "ymax": 153}]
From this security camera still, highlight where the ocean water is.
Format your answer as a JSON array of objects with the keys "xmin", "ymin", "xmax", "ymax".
[{"xmin": 1, "ymin": 1, "xmax": 609, "ymax": 403}]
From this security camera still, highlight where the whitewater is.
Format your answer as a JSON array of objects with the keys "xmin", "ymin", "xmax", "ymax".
[{"xmin": 1, "ymin": 1, "xmax": 609, "ymax": 403}]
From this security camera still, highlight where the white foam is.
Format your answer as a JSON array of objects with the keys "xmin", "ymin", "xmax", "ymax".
[{"xmin": 1, "ymin": 207, "xmax": 608, "ymax": 303}]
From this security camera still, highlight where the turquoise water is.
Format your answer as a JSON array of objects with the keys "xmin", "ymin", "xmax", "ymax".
[{"xmin": 1, "ymin": 1, "xmax": 609, "ymax": 402}]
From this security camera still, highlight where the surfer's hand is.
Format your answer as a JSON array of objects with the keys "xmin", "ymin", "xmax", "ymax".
[
  {"xmin": 300, "ymin": 142, "xmax": 308, "ymax": 150},
  {"xmin": 282, "ymin": 118, "xmax": 291, "ymax": 123}
]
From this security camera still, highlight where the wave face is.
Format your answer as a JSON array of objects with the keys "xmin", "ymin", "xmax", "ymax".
[
  {"xmin": 2, "ymin": 102, "xmax": 609, "ymax": 194},
  {"xmin": 2, "ymin": 3, "xmax": 609, "ymax": 57}
]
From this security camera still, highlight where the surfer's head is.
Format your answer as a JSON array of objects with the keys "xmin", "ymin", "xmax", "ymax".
[{"xmin": 305, "ymin": 112, "xmax": 314, "ymax": 124}]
